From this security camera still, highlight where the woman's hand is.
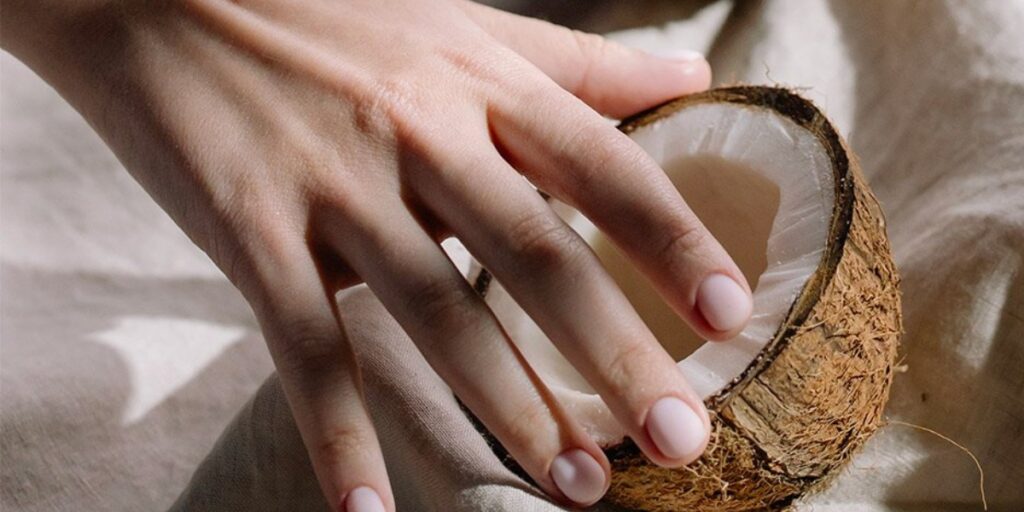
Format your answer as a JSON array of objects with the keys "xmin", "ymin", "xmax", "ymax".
[{"xmin": 3, "ymin": 0, "xmax": 752, "ymax": 509}]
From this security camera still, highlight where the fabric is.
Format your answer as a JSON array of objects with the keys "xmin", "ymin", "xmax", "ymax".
[{"xmin": 2, "ymin": 1, "xmax": 1022, "ymax": 510}]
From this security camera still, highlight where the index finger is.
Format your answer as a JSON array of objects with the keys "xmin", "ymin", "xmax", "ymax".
[{"xmin": 489, "ymin": 80, "xmax": 753, "ymax": 342}]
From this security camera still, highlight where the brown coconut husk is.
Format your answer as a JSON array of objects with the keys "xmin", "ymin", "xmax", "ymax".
[{"xmin": 469, "ymin": 86, "xmax": 902, "ymax": 511}]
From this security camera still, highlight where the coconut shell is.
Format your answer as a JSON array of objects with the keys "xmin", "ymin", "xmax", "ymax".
[{"xmin": 469, "ymin": 86, "xmax": 902, "ymax": 511}]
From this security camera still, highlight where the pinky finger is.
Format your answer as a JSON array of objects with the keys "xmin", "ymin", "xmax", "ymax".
[{"xmin": 250, "ymin": 255, "xmax": 392, "ymax": 512}]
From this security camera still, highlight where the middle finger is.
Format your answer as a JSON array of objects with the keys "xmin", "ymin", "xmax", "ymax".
[{"xmin": 409, "ymin": 136, "xmax": 712, "ymax": 467}]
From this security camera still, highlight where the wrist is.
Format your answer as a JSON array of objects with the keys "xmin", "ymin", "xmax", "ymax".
[
  {"xmin": 2, "ymin": 1, "xmax": 136, "ymax": 105},
  {"xmin": 2, "ymin": 1, "xmax": 111, "ymax": 62}
]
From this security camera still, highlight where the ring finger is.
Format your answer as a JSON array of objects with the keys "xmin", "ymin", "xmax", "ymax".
[
  {"xmin": 247, "ymin": 246, "xmax": 393, "ymax": 512},
  {"xmin": 325, "ymin": 198, "xmax": 611, "ymax": 506}
]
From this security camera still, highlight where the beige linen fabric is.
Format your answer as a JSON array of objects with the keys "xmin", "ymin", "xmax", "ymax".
[{"xmin": 2, "ymin": 1, "xmax": 1022, "ymax": 510}]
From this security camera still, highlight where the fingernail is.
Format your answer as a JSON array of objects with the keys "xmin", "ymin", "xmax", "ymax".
[
  {"xmin": 645, "ymin": 397, "xmax": 707, "ymax": 461},
  {"xmin": 696, "ymin": 273, "xmax": 752, "ymax": 332},
  {"xmin": 550, "ymin": 449, "xmax": 607, "ymax": 505},
  {"xmin": 345, "ymin": 486, "xmax": 386, "ymax": 512},
  {"xmin": 652, "ymin": 48, "xmax": 706, "ymax": 63}
]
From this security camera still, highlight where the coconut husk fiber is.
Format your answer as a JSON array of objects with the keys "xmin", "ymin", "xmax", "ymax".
[{"xmin": 469, "ymin": 86, "xmax": 902, "ymax": 511}]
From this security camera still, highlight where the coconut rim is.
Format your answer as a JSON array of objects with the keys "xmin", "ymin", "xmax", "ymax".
[{"xmin": 469, "ymin": 86, "xmax": 856, "ymax": 436}]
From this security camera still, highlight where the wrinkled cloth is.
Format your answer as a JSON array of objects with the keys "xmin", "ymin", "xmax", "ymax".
[{"xmin": 2, "ymin": 1, "xmax": 1022, "ymax": 511}]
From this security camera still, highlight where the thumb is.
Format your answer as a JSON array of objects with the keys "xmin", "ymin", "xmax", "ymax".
[{"xmin": 460, "ymin": 2, "xmax": 712, "ymax": 118}]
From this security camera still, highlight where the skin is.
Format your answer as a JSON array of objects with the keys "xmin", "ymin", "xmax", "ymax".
[{"xmin": 2, "ymin": 0, "xmax": 751, "ymax": 509}]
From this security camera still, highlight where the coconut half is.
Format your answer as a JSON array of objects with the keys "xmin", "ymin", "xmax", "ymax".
[{"xmin": 466, "ymin": 86, "xmax": 901, "ymax": 511}]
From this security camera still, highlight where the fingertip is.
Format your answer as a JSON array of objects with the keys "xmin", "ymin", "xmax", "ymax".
[
  {"xmin": 696, "ymin": 273, "xmax": 753, "ymax": 338},
  {"xmin": 647, "ymin": 48, "xmax": 713, "ymax": 94},
  {"xmin": 653, "ymin": 49, "xmax": 705, "ymax": 62},
  {"xmin": 580, "ymin": 45, "xmax": 714, "ymax": 118},
  {"xmin": 342, "ymin": 486, "xmax": 388, "ymax": 512},
  {"xmin": 686, "ymin": 56, "xmax": 713, "ymax": 93},
  {"xmin": 550, "ymin": 448, "xmax": 610, "ymax": 506},
  {"xmin": 643, "ymin": 396, "xmax": 710, "ymax": 467}
]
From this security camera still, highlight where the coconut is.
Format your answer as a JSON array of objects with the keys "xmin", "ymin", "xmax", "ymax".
[{"xmin": 466, "ymin": 86, "xmax": 901, "ymax": 511}]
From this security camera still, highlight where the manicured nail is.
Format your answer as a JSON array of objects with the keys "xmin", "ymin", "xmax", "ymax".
[
  {"xmin": 667, "ymin": 48, "xmax": 708, "ymax": 61},
  {"xmin": 645, "ymin": 397, "xmax": 707, "ymax": 461},
  {"xmin": 345, "ymin": 486, "xmax": 385, "ymax": 512},
  {"xmin": 550, "ymin": 449, "xmax": 607, "ymax": 505},
  {"xmin": 651, "ymin": 48, "xmax": 705, "ymax": 62},
  {"xmin": 696, "ymin": 273, "xmax": 752, "ymax": 332}
]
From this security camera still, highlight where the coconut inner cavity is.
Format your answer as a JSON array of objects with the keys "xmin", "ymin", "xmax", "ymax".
[
  {"xmin": 481, "ymin": 102, "xmax": 834, "ymax": 443},
  {"xmin": 589, "ymin": 154, "xmax": 779, "ymax": 362}
]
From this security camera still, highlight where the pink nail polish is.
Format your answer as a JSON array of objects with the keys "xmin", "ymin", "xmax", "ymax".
[
  {"xmin": 652, "ymin": 49, "xmax": 706, "ymax": 62},
  {"xmin": 673, "ymin": 49, "xmax": 706, "ymax": 62},
  {"xmin": 696, "ymin": 273, "xmax": 752, "ymax": 332},
  {"xmin": 345, "ymin": 486, "xmax": 385, "ymax": 512},
  {"xmin": 645, "ymin": 397, "xmax": 707, "ymax": 461},
  {"xmin": 550, "ymin": 449, "xmax": 607, "ymax": 505}
]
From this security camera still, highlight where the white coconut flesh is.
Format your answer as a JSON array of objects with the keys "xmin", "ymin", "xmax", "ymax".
[{"xmin": 479, "ymin": 102, "xmax": 836, "ymax": 445}]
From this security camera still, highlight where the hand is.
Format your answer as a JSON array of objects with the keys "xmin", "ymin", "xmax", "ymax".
[{"xmin": 2, "ymin": 0, "xmax": 751, "ymax": 509}]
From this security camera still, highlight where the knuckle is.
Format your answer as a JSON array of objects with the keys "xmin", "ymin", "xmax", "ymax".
[
  {"xmin": 438, "ymin": 44, "xmax": 507, "ymax": 86},
  {"xmin": 506, "ymin": 210, "xmax": 588, "ymax": 277},
  {"xmin": 568, "ymin": 29, "xmax": 609, "ymax": 97},
  {"xmin": 417, "ymin": 148, "xmax": 490, "ymax": 189},
  {"xmin": 404, "ymin": 278, "xmax": 480, "ymax": 344},
  {"xmin": 218, "ymin": 173, "xmax": 278, "ymax": 227},
  {"xmin": 201, "ymin": 207, "xmax": 306, "ymax": 305},
  {"xmin": 511, "ymin": 76, "xmax": 557, "ymax": 107},
  {"xmin": 657, "ymin": 220, "xmax": 712, "ymax": 272},
  {"xmin": 435, "ymin": 43, "xmax": 540, "ymax": 104},
  {"xmin": 315, "ymin": 424, "xmax": 375, "ymax": 468},
  {"xmin": 354, "ymin": 78, "xmax": 424, "ymax": 136},
  {"xmin": 502, "ymin": 398, "xmax": 553, "ymax": 448},
  {"xmin": 252, "ymin": 220, "xmax": 303, "ymax": 266},
  {"xmin": 603, "ymin": 339, "xmax": 657, "ymax": 396},
  {"xmin": 213, "ymin": 238, "xmax": 252, "ymax": 289},
  {"xmin": 316, "ymin": 179, "xmax": 371, "ymax": 230},
  {"xmin": 271, "ymin": 317, "xmax": 342, "ymax": 377},
  {"xmin": 195, "ymin": 217, "xmax": 249, "ymax": 286},
  {"xmin": 570, "ymin": 29, "xmax": 609, "ymax": 64},
  {"xmin": 293, "ymin": 139, "xmax": 355, "ymax": 192},
  {"xmin": 556, "ymin": 123, "xmax": 635, "ymax": 196},
  {"xmin": 243, "ymin": 223, "xmax": 309, "ymax": 296}
]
